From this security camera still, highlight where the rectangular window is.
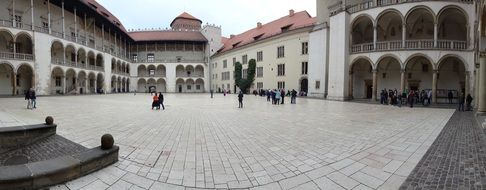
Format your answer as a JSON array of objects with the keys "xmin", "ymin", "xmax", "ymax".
[
  {"xmin": 14, "ymin": 15, "xmax": 22, "ymax": 28},
  {"xmin": 242, "ymin": 55, "xmax": 248, "ymax": 64},
  {"xmin": 257, "ymin": 67, "xmax": 263, "ymax": 78},
  {"xmin": 233, "ymin": 57, "xmax": 236, "ymax": 64},
  {"xmin": 242, "ymin": 69, "xmax": 248, "ymax": 79},
  {"xmin": 302, "ymin": 42, "xmax": 309, "ymax": 55},
  {"xmin": 223, "ymin": 60, "xmax": 227, "ymax": 68},
  {"xmin": 227, "ymin": 84, "xmax": 230, "ymax": 90},
  {"xmin": 149, "ymin": 69, "xmax": 155, "ymax": 76},
  {"xmin": 277, "ymin": 64, "xmax": 285, "ymax": 76},
  {"xmin": 132, "ymin": 54, "xmax": 138, "ymax": 62},
  {"xmin": 147, "ymin": 53, "xmax": 155, "ymax": 62},
  {"xmin": 215, "ymin": 62, "xmax": 217, "ymax": 68},
  {"xmin": 301, "ymin": 62, "xmax": 308, "ymax": 75},
  {"xmin": 187, "ymin": 85, "xmax": 191, "ymax": 90},
  {"xmin": 257, "ymin": 82, "xmax": 263, "ymax": 89},
  {"xmin": 55, "ymin": 77, "xmax": 61, "ymax": 87},
  {"xmin": 315, "ymin": 81, "xmax": 320, "ymax": 89},
  {"xmin": 196, "ymin": 85, "xmax": 201, "ymax": 90},
  {"xmin": 257, "ymin": 51, "xmax": 263, "ymax": 62},
  {"xmin": 422, "ymin": 64, "xmax": 428, "ymax": 72},
  {"xmin": 278, "ymin": 81, "xmax": 285, "ymax": 89},
  {"xmin": 277, "ymin": 46, "xmax": 285, "ymax": 58}
]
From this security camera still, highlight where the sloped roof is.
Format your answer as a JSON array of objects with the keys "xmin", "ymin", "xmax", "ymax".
[
  {"xmin": 171, "ymin": 12, "xmax": 202, "ymax": 26},
  {"xmin": 128, "ymin": 30, "xmax": 207, "ymax": 42},
  {"xmin": 217, "ymin": 11, "xmax": 315, "ymax": 54},
  {"xmin": 82, "ymin": 0, "xmax": 128, "ymax": 32}
]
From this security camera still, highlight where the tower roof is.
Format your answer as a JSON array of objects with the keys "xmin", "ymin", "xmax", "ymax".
[{"xmin": 170, "ymin": 12, "xmax": 202, "ymax": 27}]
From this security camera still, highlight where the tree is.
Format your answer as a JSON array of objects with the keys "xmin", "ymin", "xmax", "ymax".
[{"xmin": 234, "ymin": 59, "xmax": 256, "ymax": 93}]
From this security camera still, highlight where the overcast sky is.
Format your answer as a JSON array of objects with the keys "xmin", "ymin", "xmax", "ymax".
[{"xmin": 96, "ymin": 0, "xmax": 316, "ymax": 37}]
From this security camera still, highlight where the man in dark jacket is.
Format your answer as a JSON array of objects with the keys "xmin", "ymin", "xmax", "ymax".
[
  {"xmin": 466, "ymin": 94, "xmax": 473, "ymax": 111},
  {"xmin": 158, "ymin": 92, "xmax": 165, "ymax": 110},
  {"xmin": 238, "ymin": 91, "xmax": 244, "ymax": 108},
  {"xmin": 30, "ymin": 88, "xmax": 36, "ymax": 109},
  {"xmin": 458, "ymin": 93, "xmax": 465, "ymax": 111},
  {"xmin": 448, "ymin": 91, "xmax": 454, "ymax": 104},
  {"xmin": 291, "ymin": 89, "xmax": 297, "ymax": 104}
]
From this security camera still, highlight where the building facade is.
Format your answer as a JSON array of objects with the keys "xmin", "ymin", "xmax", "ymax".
[
  {"xmin": 0, "ymin": 0, "xmax": 220, "ymax": 96},
  {"xmin": 309, "ymin": 0, "xmax": 480, "ymax": 105}
]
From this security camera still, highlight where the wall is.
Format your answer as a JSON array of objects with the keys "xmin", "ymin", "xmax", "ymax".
[{"xmin": 308, "ymin": 24, "xmax": 328, "ymax": 98}]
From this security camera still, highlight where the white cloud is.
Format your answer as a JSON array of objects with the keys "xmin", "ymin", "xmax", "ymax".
[{"xmin": 96, "ymin": 0, "xmax": 316, "ymax": 36}]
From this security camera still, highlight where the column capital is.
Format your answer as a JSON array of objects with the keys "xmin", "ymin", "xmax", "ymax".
[
  {"xmin": 433, "ymin": 69, "xmax": 439, "ymax": 74},
  {"xmin": 400, "ymin": 69, "xmax": 406, "ymax": 73},
  {"xmin": 372, "ymin": 69, "xmax": 378, "ymax": 73}
]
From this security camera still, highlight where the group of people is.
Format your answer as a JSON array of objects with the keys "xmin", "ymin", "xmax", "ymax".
[
  {"xmin": 379, "ymin": 88, "xmax": 474, "ymax": 111},
  {"xmin": 24, "ymin": 88, "xmax": 37, "ymax": 109},
  {"xmin": 151, "ymin": 92, "xmax": 165, "ymax": 110},
  {"xmin": 262, "ymin": 89, "xmax": 298, "ymax": 105}
]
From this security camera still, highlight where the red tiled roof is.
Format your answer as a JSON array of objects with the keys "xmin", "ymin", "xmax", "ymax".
[
  {"xmin": 82, "ymin": 0, "xmax": 128, "ymax": 32},
  {"xmin": 216, "ymin": 11, "xmax": 316, "ymax": 54},
  {"xmin": 128, "ymin": 30, "xmax": 207, "ymax": 42},
  {"xmin": 171, "ymin": 12, "xmax": 202, "ymax": 26}
]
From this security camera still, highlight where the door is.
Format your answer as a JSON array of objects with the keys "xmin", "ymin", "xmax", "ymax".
[
  {"xmin": 300, "ymin": 78, "xmax": 308, "ymax": 93},
  {"xmin": 178, "ymin": 85, "xmax": 182, "ymax": 93},
  {"xmin": 365, "ymin": 80, "xmax": 372, "ymax": 99}
]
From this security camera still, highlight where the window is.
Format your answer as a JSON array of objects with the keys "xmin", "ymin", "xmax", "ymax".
[
  {"xmin": 227, "ymin": 84, "xmax": 230, "ymax": 90},
  {"xmin": 242, "ymin": 69, "xmax": 248, "ymax": 79},
  {"xmin": 223, "ymin": 60, "xmax": 227, "ymax": 68},
  {"xmin": 302, "ymin": 42, "xmax": 309, "ymax": 55},
  {"xmin": 278, "ymin": 81, "xmax": 285, "ymax": 89},
  {"xmin": 257, "ymin": 67, "xmax": 263, "ymax": 78},
  {"xmin": 55, "ymin": 77, "xmax": 61, "ymax": 87},
  {"xmin": 257, "ymin": 82, "xmax": 263, "ymax": 89},
  {"xmin": 132, "ymin": 54, "xmax": 138, "ymax": 62},
  {"xmin": 277, "ymin": 46, "xmax": 285, "ymax": 58},
  {"xmin": 315, "ymin": 81, "xmax": 320, "ymax": 89},
  {"xmin": 422, "ymin": 64, "xmax": 429, "ymax": 72},
  {"xmin": 176, "ymin": 56, "xmax": 182, "ymax": 63},
  {"xmin": 301, "ymin": 62, "xmax": 308, "ymax": 75},
  {"xmin": 149, "ymin": 69, "xmax": 155, "ymax": 76},
  {"xmin": 222, "ymin": 72, "xmax": 230, "ymax": 81},
  {"xmin": 277, "ymin": 64, "xmax": 285, "ymax": 76},
  {"xmin": 42, "ymin": 21, "xmax": 49, "ymax": 30},
  {"xmin": 233, "ymin": 57, "xmax": 236, "ymax": 64},
  {"xmin": 242, "ymin": 55, "xmax": 248, "ymax": 64},
  {"xmin": 257, "ymin": 51, "xmax": 263, "ymax": 62},
  {"xmin": 214, "ymin": 62, "xmax": 217, "ymax": 68},
  {"xmin": 147, "ymin": 54, "xmax": 154, "ymax": 63},
  {"xmin": 196, "ymin": 85, "xmax": 201, "ymax": 90},
  {"xmin": 187, "ymin": 85, "xmax": 191, "ymax": 90},
  {"xmin": 14, "ymin": 15, "xmax": 22, "ymax": 28}
]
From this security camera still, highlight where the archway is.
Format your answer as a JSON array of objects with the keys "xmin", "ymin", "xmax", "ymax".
[
  {"xmin": 376, "ymin": 56, "xmax": 401, "ymax": 92},
  {"xmin": 117, "ymin": 76, "xmax": 122, "ymax": 92},
  {"xmin": 406, "ymin": 7, "xmax": 435, "ymax": 40},
  {"xmin": 96, "ymin": 54, "xmax": 104, "ymax": 71},
  {"xmin": 156, "ymin": 78, "xmax": 166, "ymax": 93},
  {"xmin": 87, "ymin": 51, "xmax": 95, "ymax": 69},
  {"xmin": 65, "ymin": 45, "xmax": 76, "ymax": 65},
  {"xmin": 176, "ymin": 65, "xmax": 185, "ymax": 77},
  {"xmin": 0, "ymin": 30, "xmax": 14, "ymax": 53},
  {"xmin": 186, "ymin": 79, "xmax": 195, "ymax": 93},
  {"xmin": 16, "ymin": 64, "xmax": 34, "ymax": 95},
  {"xmin": 51, "ymin": 67, "xmax": 64, "ymax": 94},
  {"xmin": 0, "ymin": 63, "xmax": 14, "ymax": 95},
  {"xmin": 78, "ymin": 71, "xmax": 87, "ymax": 94},
  {"xmin": 437, "ymin": 7, "xmax": 467, "ymax": 49},
  {"xmin": 137, "ymin": 78, "xmax": 147, "ymax": 93},
  {"xmin": 111, "ymin": 59, "xmax": 116, "ymax": 73},
  {"xmin": 147, "ymin": 65, "xmax": 156, "ymax": 77},
  {"xmin": 138, "ymin": 65, "xmax": 147, "ymax": 77},
  {"xmin": 77, "ymin": 48, "xmax": 86, "ymax": 68},
  {"xmin": 51, "ymin": 41, "xmax": 64, "ymax": 64},
  {"xmin": 351, "ymin": 15, "xmax": 374, "ymax": 46},
  {"xmin": 15, "ymin": 33, "xmax": 33, "ymax": 55},
  {"xmin": 405, "ymin": 56, "xmax": 433, "ymax": 92},
  {"xmin": 195, "ymin": 78, "xmax": 204, "ymax": 92},
  {"xmin": 176, "ymin": 78, "xmax": 185, "ymax": 93},
  {"xmin": 350, "ymin": 58, "xmax": 373, "ymax": 99},
  {"xmin": 156, "ymin": 65, "xmax": 166, "ymax": 77},
  {"xmin": 88, "ymin": 72, "xmax": 96, "ymax": 94},
  {"xmin": 186, "ymin": 65, "xmax": 195, "ymax": 77},
  {"xmin": 147, "ymin": 78, "xmax": 156, "ymax": 93},
  {"xmin": 437, "ymin": 56, "xmax": 467, "ymax": 103},
  {"xmin": 96, "ymin": 73, "xmax": 104, "ymax": 93},
  {"xmin": 195, "ymin": 65, "xmax": 204, "ymax": 77},
  {"xmin": 111, "ymin": 75, "xmax": 117, "ymax": 93},
  {"xmin": 65, "ymin": 69, "xmax": 76, "ymax": 94},
  {"xmin": 116, "ymin": 60, "xmax": 121, "ymax": 74}
]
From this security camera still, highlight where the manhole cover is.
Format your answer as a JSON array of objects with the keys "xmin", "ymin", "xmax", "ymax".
[{"xmin": 4, "ymin": 155, "xmax": 29, "ymax": 166}]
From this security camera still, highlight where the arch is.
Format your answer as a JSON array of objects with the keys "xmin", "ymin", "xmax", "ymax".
[
  {"xmin": 65, "ymin": 44, "xmax": 76, "ymax": 64},
  {"xmin": 78, "ymin": 70, "xmax": 87, "ymax": 94},
  {"xmin": 156, "ymin": 64, "xmax": 166, "ymax": 77},
  {"xmin": 351, "ymin": 14, "xmax": 375, "ymax": 45},
  {"xmin": 96, "ymin": 73, "xmax": 104, "ymax": 93},
  {"xmin": 51, "ymin": 67, "xmax": 65, "ymax": 95},
  {"xmin": 350, "ymin": 56, "xmax": 374, "ymax": 70},
  {"xmin": 350, "ymin": 58, "xmax": 373, "ymax": 99},
  {"xmin": 65, "ymin": 69, "xmax": 77, "ymax": 94},
  {"xmin": 437, "ymin": 54, "xmax": 468, "ymax": 72},
  {"xmin": 96, "ymin": 54, "xmax": 104, "ymax": 69},
  {"xmin": 176, "ymin": 78, "xmax": 185, "ymax": 93},
  {"xmin": 437, "ymin": 56, "xmax": 467, "ymax": 100},
  {"xmin": 147, "ymin": 64, "xmax": 156, "ymax": 77},
  {"xmin": 437, "ymin": 6, "xmax": 468, "ymax": 41},
  {"xmin": 195, "ymin": 65, "xmax": 204, "ymax": 77},
  {"xmin": 0, "ymin": 62, "xmax": 14, "ymax": 95},
  {"xmin": 136, "ymin": 78, "xmax": 146, "ymax": 93},
  {"xmin": 156, "ymin": 78, "xmax": 167, "ymax": 93},
  {"xmin": 404, "ymin": 55, "xmax": 434, "ymax": 92},
  {"xmin": 404, "ymin": 53, "xmax": 435, "ymax": 70},
  {"xmin": 376, "ymin": 54, "xmax": 403, "ymax": 69},
  {"xmin": 137, "ymin": 65, "xmax": 147, "ymax": 77},
  {"xmin": 186, "ymin": 78, "xmax": 195, "ymax": 93},
  {"xmin": 14, "ymin": 32, "xmax": 33, "ymax": 54},
  {"xmin": 176, "ymin": 65, "xmax": 185, "ymax": 77},
  {"xmin": 299, "ymin": 77, "xmax": 308, "ymax": 93},
  {"xmin": 51, "ymin": 41, "xmax": 64, "ymax": 64},
  {"xmin": 376, "ymin": 56, "xmax": 402, "ymax": 93},
  {"xmin": 376, "ymin": 9, "xmax": 404, "ymax": 42},
  {"xmin": 147, "ymin": 78, "xmax": 157, "ymax": 93},
  {"xmin": 405, "ymin": 6, "xmax": 436, "ymax": 40},
  {"xmin": 77, "ymin": 48, "xmax": 87, "ymax": 67},
  {"xmin": 87, "ymin": 51, "xmax": 95, "ymax": 67},
  {"xmin": 0, "ymin": 30, "xmax": 14, "ymax": 53},
  {"xmin": 111, "ymin": 58, "xmax": 116, "ymax": 72}
]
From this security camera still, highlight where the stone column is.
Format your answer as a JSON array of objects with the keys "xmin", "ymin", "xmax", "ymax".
[
  {"xmin": 61, "ymin": 1, "xmax": 65, "ymax": 38},
  {"xmin": 432, "ymin": 70, "xmax": 438, "ymax": 104},
  {"xmin": 478, "ymin": 56, "xmax": 486, "ymax": 112},
  {"xmin": 74, "ymin": 77, "xmax": 78, "ymax": 94},
  {"xmin": 94, "ymin": 79, "xmax": 97, "ymax": 94},
  {"xmin": 30, "ymin": 0, "xmax": 34, "ymax": 31},
  {"xmin": 84, "ymin": 77, "xmax": 88, "ymax": 94},
  {"xmin": 12, "ymin": 72, "xmax": 16, "ymax": 96},
  {"xmin": 433, "ymin": 22, "xmax": 438, "ymax": 48},
  {"xmin": 349, "ymin": 71, "xmax": 354, "ymax": 99},
  {"xmin": 402, "ymin": 24, "xmax": 406, "ymax": 48},
  {"xmin": 465, "ymin": 71, "xmax": 470, "ymax": 97},
  {"xmin": 373, "ymin": 26, "xmax": 377, "ymax": 50},
  {"xmin": 62, "ymin": 76, "xmax": 66, "ymax": 94},
  {"xmin": 400, "ymin": 69, "xmax": 405, "ymax": 93},
  {"xmin": 115, "ymin": 80, "xmax": 118, "ymax": 93},
  {"xmin": 372, "ymin": 70, "xmax": 378, "ymax": 101}
]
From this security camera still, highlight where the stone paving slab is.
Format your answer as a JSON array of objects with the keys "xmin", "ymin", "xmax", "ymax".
[
  {"xmin": 400, "ymin": 111, "xmax": 486, "ymax": 189},
  {"xmin": 0, "ymin": 94, "xmax": 455, "ymax": 189}
]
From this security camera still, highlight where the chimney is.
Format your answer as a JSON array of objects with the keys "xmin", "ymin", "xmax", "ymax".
[
  {"xmin": 257, "ymin": 22, "xmax": 262, "ymax": 29},
  {"xmin": 289, "ymin": 9, "xmax": 295, "ymax": 17},
  {"xmin": 230, "ymin": 34, "xmax": 235, "ymax": 39}
]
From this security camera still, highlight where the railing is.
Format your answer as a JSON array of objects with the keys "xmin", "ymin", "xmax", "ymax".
[
  {"xmin": 51, "ymin": 59, "xmax": 104, "ymax": 72},
  {"xmin": 175, "ymin": 74, "xmax": 204, "ymax": 78},
  {"xmin": 133, "ymin": 59, "xmax": 206, "ymax": 63},
  {"xmin": 351, "ymin": 40, "xmax": 467, "ymax": 53},
  {"xmin": 0, "ymin": 52, "xmax": 34, "ymax": 61},
  {"xmin": 331, "ymin": 0, "xmax": 474, "ymax": 16}
]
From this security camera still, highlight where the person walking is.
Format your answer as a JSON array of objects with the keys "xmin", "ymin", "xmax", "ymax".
[
  {"xmin": 30, "ymin": 88, "xmax": 37, "ymax": 109},
  {"xmin": 25, "ymin": 89, "xmax": 31, "ymax": 109},
  {"xmin": 275, "ymin": 90, "xmax": 281, "ymax": 105},
  {"xmin": 466, "ymin": 94, "xmax": 473, "ymax": 111},
  {"xmin": 266, "ymin": 90, "xmax": 271, "ymax": 102},
  {"xmin": 152, "ymin": 92, "xmax": 160, "ymax": 110},
  {"xmin": 408, "ymin": 90, "xmax": 415, "ymax": 108},
  {"xmin": 291, "ymin": 89, "xmax": 297, "ymax": 104},
  {"xmin": 271, "ymin": 90, "xmax": 276, "ymax": 104},
  {"xmin": 458, "ymin": 93, "xmax": 465, "ymax": 111},
  {"xmin": 238, "ymin": 91, "xmax": 244, "ymax": 108},
  {"xmin": 280, "ymin": 89, "xmax": 285, "ymax": 104},
  {"xmin": 210, "ymin": 89, "xmax": 214, "ymax": 98},
  {"xmin": 158, "ymin": 92, "xmax": 165, "ymax": 110}
]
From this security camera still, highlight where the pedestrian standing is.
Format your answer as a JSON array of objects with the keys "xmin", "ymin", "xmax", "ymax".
[
  {"xmin": 266, "ymin": 90, "xmax": 271, "ymax": 102},
  {"xmin": 466, "ymin": 94, "xmax": 473, "ymax": 111},
  {"xmin": 210, "ymin": 89, "xmax": 214, "ymax": 98},
  {"xmin": 448, "ymin": 91, "xmax": 454, "ymax": 104},
  {"xmin": 458, "ymin": 93, "xmax": 465, "ymax": 111},
  {"xmin": 25, "ymin": 90, "xmax": 31, "ymax": 109},
  {"xmin": 238, "ymin": 91, "xmax": 244, "ymax": 108},
  {"xmin": 30, "ymin": 88, "xmax": 36, "ymax": 109},
  {"xmin": 408, "ymin": 90, "xmax": 415, "ymax": 108},
  {"xmin": 158, "ymin": 92, "xmax": 165, "ymax": 110},
  {"xmin": 291, "ymin": 89, "xmax": 297, "ymax": 104},
  {"xmin": 275, "ymin": 90, "xmax": 281, "ymax": 105},
  {"xmin": 280, "ymin": 89, "xmax": 285, "ymax": 104},
  {"xmin": 152, "ymin": 92, "xmax": 159, "ymax": 110}
]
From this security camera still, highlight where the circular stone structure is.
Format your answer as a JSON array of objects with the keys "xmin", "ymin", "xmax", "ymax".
[
  {"xmin": 101, "ymin": 134, "xmax": 114, "ymax": 150},
  {"xmin": 45, "ymin": 116, "xmax": 54, "ymax": 125},
  {"xmin": 4, "ymin": 155, "xmax": 29, "ymax": 166}
]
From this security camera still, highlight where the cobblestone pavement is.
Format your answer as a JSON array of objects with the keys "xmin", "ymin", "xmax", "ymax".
[
  {"xmin": 400, "ymin": 111, "xmax": 486, "ymax": 190},
  {"xmin": 0, "ymin": 94, "xmax": 455, "ymax": 189},
  {"xmin": 0, "ymin": 135, "xmax": 88, "ymax": 166}
]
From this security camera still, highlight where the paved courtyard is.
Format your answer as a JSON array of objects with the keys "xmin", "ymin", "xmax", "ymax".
[{"xmin": 0, "ymin": 94, "xmax": 455, "ymax": 190}]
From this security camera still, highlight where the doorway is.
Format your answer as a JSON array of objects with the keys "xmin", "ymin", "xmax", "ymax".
[
  {"xmin": 365, "ymin": 80, "xmax": 372, "ymax": 99},
  {"xmin": 300, "ymin": 78, "xmax": 308, "ymax": 93},
  {"xmin": 178, "ymin": 85, "xmax": 182, "ymax": 93}
]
